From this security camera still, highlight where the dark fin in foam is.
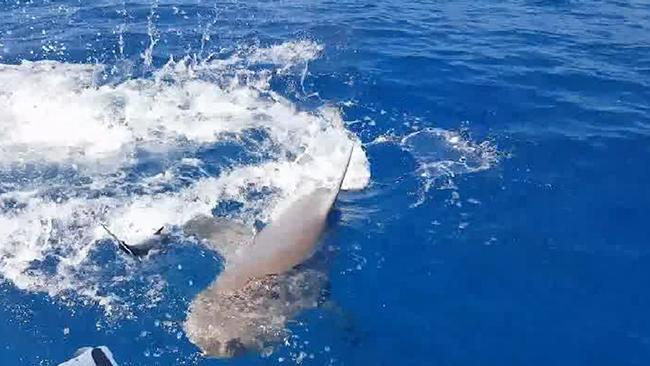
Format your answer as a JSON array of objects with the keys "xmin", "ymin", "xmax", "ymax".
[
  {"xmin": 118, "ymin": 242, "xmax": 136, "ymax": 256},
  {"xmin": 153, "ymin": 226, "xmax": 164, "ymax": 236},
  {"xmin": 101, "ymin": 224, "xmax": 139, "ymax": 258}
]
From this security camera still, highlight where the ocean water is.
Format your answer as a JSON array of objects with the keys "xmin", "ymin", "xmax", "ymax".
[{"xmin": 0, "ymin": 0, "xmax": 649, "ymax": 365}]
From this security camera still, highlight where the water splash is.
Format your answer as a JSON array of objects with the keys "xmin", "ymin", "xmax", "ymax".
[
  {"xmin": 115, "ymin": 1, "xmax": 128, "ymax": 60},
  {"xmin": 0, "ymin": 40, "xmax": 370, "ymax": 313},
  {"xmin": 368, "ymin": 126, "xmax": 499, "ymax": 207},
  {"xmin": 141, "ymin": 0, "xmax": 159, "ymax": 68},
  {"xmin": 198, "ymin": 5, "xmax": 220, "ymax": 59},
  {"xmin": 402, "ymin": 127, "xmax": 500, "ymax": 206}
]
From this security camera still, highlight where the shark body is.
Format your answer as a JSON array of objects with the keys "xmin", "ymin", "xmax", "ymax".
[
  {"xmin": 183, "ymin": 146, "xmax": 354, "ymax": 357},
  {"xmin": 101, "ymin": 145, "xmax": 355, "ymax": 358}
]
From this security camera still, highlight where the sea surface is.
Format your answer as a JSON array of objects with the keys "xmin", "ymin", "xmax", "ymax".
[{"xmin": 0, "ymin": 0, "xmax": 649, "ymax": 365}]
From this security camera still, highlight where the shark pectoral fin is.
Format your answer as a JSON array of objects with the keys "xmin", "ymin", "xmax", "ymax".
[{"xmin": 183, "ymin": 214, "xmax": 253, "ymax": 261}]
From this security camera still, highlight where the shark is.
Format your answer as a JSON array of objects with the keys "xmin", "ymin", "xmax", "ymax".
[
  {"xmin": 100, "ymin": 145, "xmax": 355, "ymax": 357},
  {"xmin": 181, "ymin": 145, "xmax": 355, "ymax": 358}
]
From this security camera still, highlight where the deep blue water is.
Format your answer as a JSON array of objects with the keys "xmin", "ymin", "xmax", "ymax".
[{"xmin": 1, "ymin": 0, "xmax": 650, "ymax": 365}]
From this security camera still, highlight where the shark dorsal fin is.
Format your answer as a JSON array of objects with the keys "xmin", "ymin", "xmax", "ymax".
[{"xmin": 153, "ymin": 226, "xmax": 165, "ymax": 236}]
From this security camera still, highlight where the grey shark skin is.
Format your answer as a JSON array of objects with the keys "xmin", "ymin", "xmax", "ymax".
[
  {"xmin": 184, "ymin": 267, "xmax": 328, "ymax": 358},
  {"xmin": 183, "ymin": 146, "xmax": 354, "ymax": 358}
]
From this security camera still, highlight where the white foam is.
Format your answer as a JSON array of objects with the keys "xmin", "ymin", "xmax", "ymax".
[
  {"xmin": 0, "ymin": 61, "xmax": 133, "ymax": 168},
  {"xmin": 0, "ymin": 40, "xmax": 370, "ymax": 309}
]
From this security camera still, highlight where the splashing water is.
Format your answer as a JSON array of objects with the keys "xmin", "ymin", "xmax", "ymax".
[
  {"xmin": 403, "ymin": 128, "xmax": 499, "ymax": 206},
  {"xmin": 368, "ymin": 127, "xmax": 500, "ymax": 207},
  {"xmin": 141, "ymin": 0, "xmax": 160, "ymax": 69},
  {"xmin": 0, "ymin": 41, "xmax": 370, "ymax": 313}
]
